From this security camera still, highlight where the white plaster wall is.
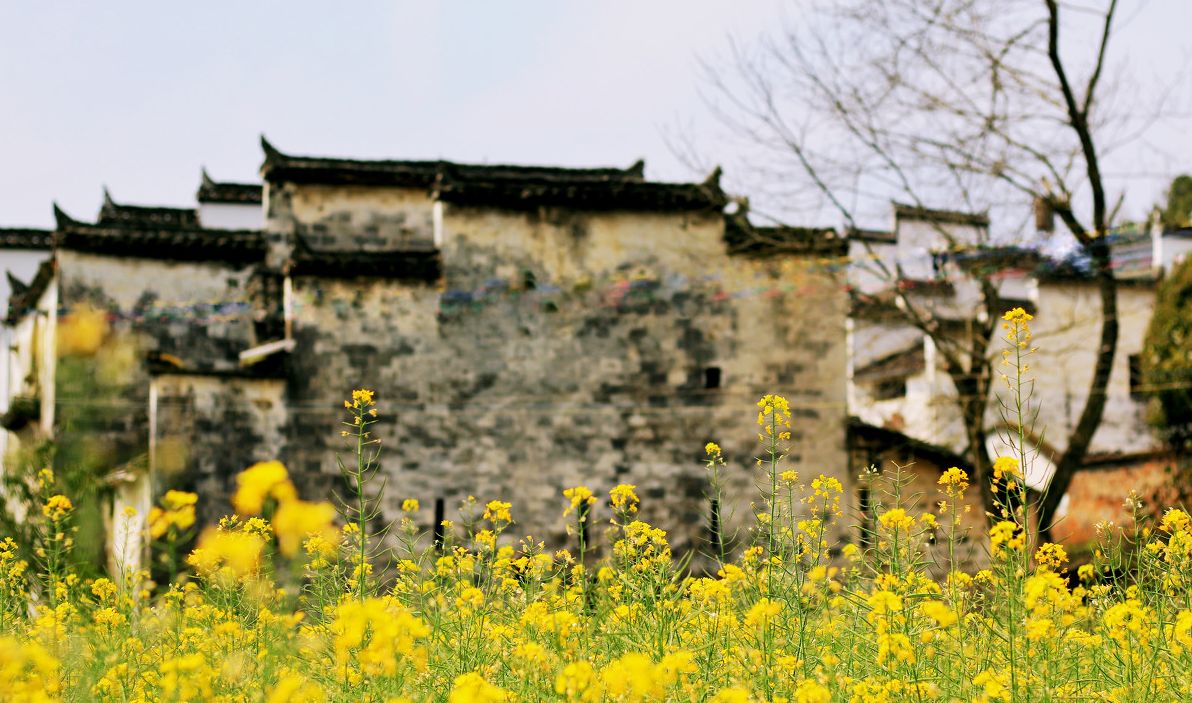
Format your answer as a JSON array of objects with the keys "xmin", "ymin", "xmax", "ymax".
[
  {"xmin": 1158, "ymin": 233, "xmax": 1192, "ymax": 272},
  {"xmin": 197, "ymin": 202, "xmax": 263, "ymax": 231},
  {"xmin": 1, "ymin": 276, "xmax": 56, "ymax": 469},
  {"xmin": 1030, "ymin": 283, "xmax": 1160, "ymax": 456},
  {"xmin": 0, "ymin": 248, "xmax": 50, "ymax": 442},
  {"xmin": 894, "ymin": 219, "xmax": 986, "ymax": 281},
  {"xmin": 847, "ymin": 240, "xmax": 898, "ymax": 294}
]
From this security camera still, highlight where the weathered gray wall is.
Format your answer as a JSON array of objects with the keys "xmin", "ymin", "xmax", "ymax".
[
  {"xmin": 276, "ymin": 193, "xmax": 850, "ymax": 555},
  {"xmin": 151, "ymin": 375, "xmax": 287, "ymax": 524},
  {"xmin": 54, "ymin": 251, "xmax": 268, "ymax": 489}
]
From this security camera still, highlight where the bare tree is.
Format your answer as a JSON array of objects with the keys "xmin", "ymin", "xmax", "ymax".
[{"xmin": 705, "ymin": 0, "xmax": 1136, "ymax": 535}]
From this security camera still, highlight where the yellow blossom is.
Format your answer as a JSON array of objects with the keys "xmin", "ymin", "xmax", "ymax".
[
  {"xmin": 233, "ymin": 461, "xmax": 297, "ymax": 515},
  {"xmin": 42, "ymin": 495, "xmax": 73, "ymax": 521}
]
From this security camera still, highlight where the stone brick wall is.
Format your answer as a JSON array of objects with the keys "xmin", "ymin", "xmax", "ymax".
[
  {"xmin": 44, "ymin": 176, "xmax": 850, "ymax": 565},
  {"xmin": 273, "ymin": 191, "xmax": 850, "ymax": 557},
  {"xmin": 150, "ymin": 375, "xmax": 288, "ymax": 525}
]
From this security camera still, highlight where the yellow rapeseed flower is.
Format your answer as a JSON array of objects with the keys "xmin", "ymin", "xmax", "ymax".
[
  {"xmin": 233, "ymin": 461, "xmax": 297, "ymax": 515},
  {"xmin": 272, "ymin": 499, "xmax": 337, "ymax": 556},
  {"xmin": 448, "ymin": 672, "xmax": 509, "ymax": 703},
  {"xmin": 991, "ymin": 456, "xmax": 1021, "ymax": 483},
  {"xmin": 42, "ymin": 495, "xmax": 73, "ymax": 521}
]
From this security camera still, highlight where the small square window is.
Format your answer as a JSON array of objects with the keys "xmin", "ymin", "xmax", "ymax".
[
  {"xmin": 704, "ymin": 367, "xmax": 722, "ymax": 389},
  {"xmin": 873, "ymin": 378, "xmax": 907, "ymax": 401}
]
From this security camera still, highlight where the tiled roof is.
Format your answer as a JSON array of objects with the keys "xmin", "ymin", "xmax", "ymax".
[
  {"xmin": 724, "ymin": 216, "xmax": 847, "ymax": 256},
  {"xmin": 259, "ymin": 137, "xmax": 726, "ymax": 213},
  {"xmin": 894, "ymin": 203, "xmax": 990, "ymax": 228},
  {"xmin": 854, "ymin": 345, "xmax": 925, "ymax": 382},
  {"xmin": 54, "ymin": 204, "xmax": 265, "ymax": 264},
  {"xmin": 0, "ymin": 227, "xmax": 52, "ymax": 250},
  {"xmin": 98, "ymin": 189, "xmax": 198, "ymax": 228},
  {"xmin": 288, "ymin": 239, "xmax": 441, "ymax": 282},
  {"xmin": 1035, "ymin": 256, "xmax": 1160, "ymax": 286},
  {"xmin": 846, "ymin": 417, "xmax": 971, "ymax": 474},
  {"xmin": 197, "ymin": 169, "xmax": 263, "ymax": 204},
  {"xmin": 895, "ymin": 277, "xmax": 955, "ymax": 296},
  {"xmin": 846, "ymin": 228, "xmax": 896, "ymax": 244},
  {"xmin": 951, "ymin": 246, "xmax": 1042, "ymax": 274}
]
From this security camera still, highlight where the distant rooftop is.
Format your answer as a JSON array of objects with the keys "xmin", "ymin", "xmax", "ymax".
[
  {"xmin": 54, "ymin": 204, "xmax": 264, "ymax": 264},
  {"xmin": 197, "ymin": 169, "xmax": 263, "ymax": 205},
  {"xmin": 0, "ymin": 227, "xmax": 51, "ymax": 250},
  {"xmin": 893, "ymin": 203, "xmax": 990, "ymax": 228},
  {"xmin": 846, "ymin": 227, "xmax": 896, "ymax": 244},
  {"xmin": 724, "ymin": 217, "xmax": 846, "ymax": 256},
  {"xmin": 98, "ymin": 189, "xmax": 198, "ymax": 229},
  {"xmin": 258, "ymin": 137, "xmax": 727, "ymax": 213}
]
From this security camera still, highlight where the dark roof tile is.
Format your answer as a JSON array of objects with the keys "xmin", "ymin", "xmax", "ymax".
[
  {"xmin": 724, "ymin": 216, "xmax": 846, "ymax": 256},
  {"xmin": 259, "ymin": 137, "xmax": 724, "ymax": 212},
  {"xmin": 847, "ymin": 228, "xmax": 896, "ymax": 244},
  {"xmin": 288, "ymin": 243, "xmax": 441, "ymax": 282},
  {"xmin": 98, "ymin": 189, "xmax": 198, "ymax": 228},
  {"xmin": 54, "ymin": 206, "xmax": 265, "ymax": 264},
  {"xmin": 0, "ymin": 227, "xmax": 52, "ymax": 250},
  {"xmin": 894, "ymin": 203, "xmax": 990, "ymax": 227},
  {"xmin": 197, "ymin": 169, "xmax": 263, "ymax": 204}
]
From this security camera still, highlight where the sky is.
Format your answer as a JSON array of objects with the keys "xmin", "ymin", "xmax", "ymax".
[{"xmin": 0, "ymin": 1, "xmax": 1189, "ymax": 231}]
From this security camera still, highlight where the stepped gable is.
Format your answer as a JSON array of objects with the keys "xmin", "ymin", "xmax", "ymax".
[
  {"xmin": 0, "ymin": 227, "xmax": 52, "ymax": 250},
  {"xmin": 197, "ymin": 169, "xmax": 263, "ymax": 204},
  {"xmin": 893, "ymin": 202, "xmax": 990, "ymax": 228},
  {"xmin": 259, "ymin": 137, "xmax": 726, "ymax": 212},
  {"xmin": 98, "ymin": 188, "xmax": 199, "ymax": 228},
  {"xmin": 53, "ymin": 203, "xmax": 265, "ymax": 265},
  {"xmin": 288, "ymin": 234, "xmax": 441, "ymax": 281}
]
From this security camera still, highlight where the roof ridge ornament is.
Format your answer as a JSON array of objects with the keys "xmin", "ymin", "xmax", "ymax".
[
  {"xmin": 200, "ymin": 167, "xmax": 215, "ymax": 188},
  {"xmin": 102, "ymin": 186, "xmax": 116, "ymax": 208},
  {"xmin": 260, "ymin": 135, "xmax": 284, "ymax": 163},
  {"xmin": 52, "ymin": 202, "xmax": 79, "ymax": 229},
  {"xmin": 627, "ymin": 159, "xmax": 646, "ymax": 179},
  {"xmin": 703, "ymin": 166, "xmax": 723, "ymax": 189},
  {"xmin": 5, "ymin": 271, "xmax": 29, "ymax": 295}
]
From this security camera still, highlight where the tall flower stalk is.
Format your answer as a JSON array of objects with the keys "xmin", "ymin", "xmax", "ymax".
[{"xmin": 339, "ymin": 388, "xmax": 383, "ymax": 601}]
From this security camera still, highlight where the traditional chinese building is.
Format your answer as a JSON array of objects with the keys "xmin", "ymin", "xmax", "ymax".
[{"xmin": 2, "ymin": 139, "xmax": 850, "ymax": 567}]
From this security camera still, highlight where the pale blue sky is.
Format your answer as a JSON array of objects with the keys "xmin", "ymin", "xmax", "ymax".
[{"xmin": 0, "ymin": 1, "xmax": 1188, "ymax": 230}]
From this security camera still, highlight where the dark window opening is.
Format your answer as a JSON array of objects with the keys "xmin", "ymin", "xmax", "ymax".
[
  {"xmin": 704, "ymin": 367, "xmax": 722, "ymax": 389},
  {"xmin": 1128, "ymin": 354, "xmax": 1145, "ymax": 400},
  {"xmin": 873, "ymin": 378, "xmax": 907, "ymax": 401}
]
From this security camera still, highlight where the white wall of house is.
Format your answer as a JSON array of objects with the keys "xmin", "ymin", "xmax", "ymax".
[
  {"xmin": 1, "ymin": 275, "xmax": 56, "ymax": 469},
  {"xmin": 1157, "ymin": 231, "xmax": 1192, "ymax": 272},
  {"xmin": 1029, "ymin": 282, "xmax": 1160, "ymax": 458},
  {"xmin": 197, "ymin": 202, "xmax": 263, "ymax": 230},
  {"xmin": 894, "ymin": 218, "xmax": 986, "ymax": 281},
  {"xmin": 847, "ymin": 239, "xmax": 898, "ymax": 294}
]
